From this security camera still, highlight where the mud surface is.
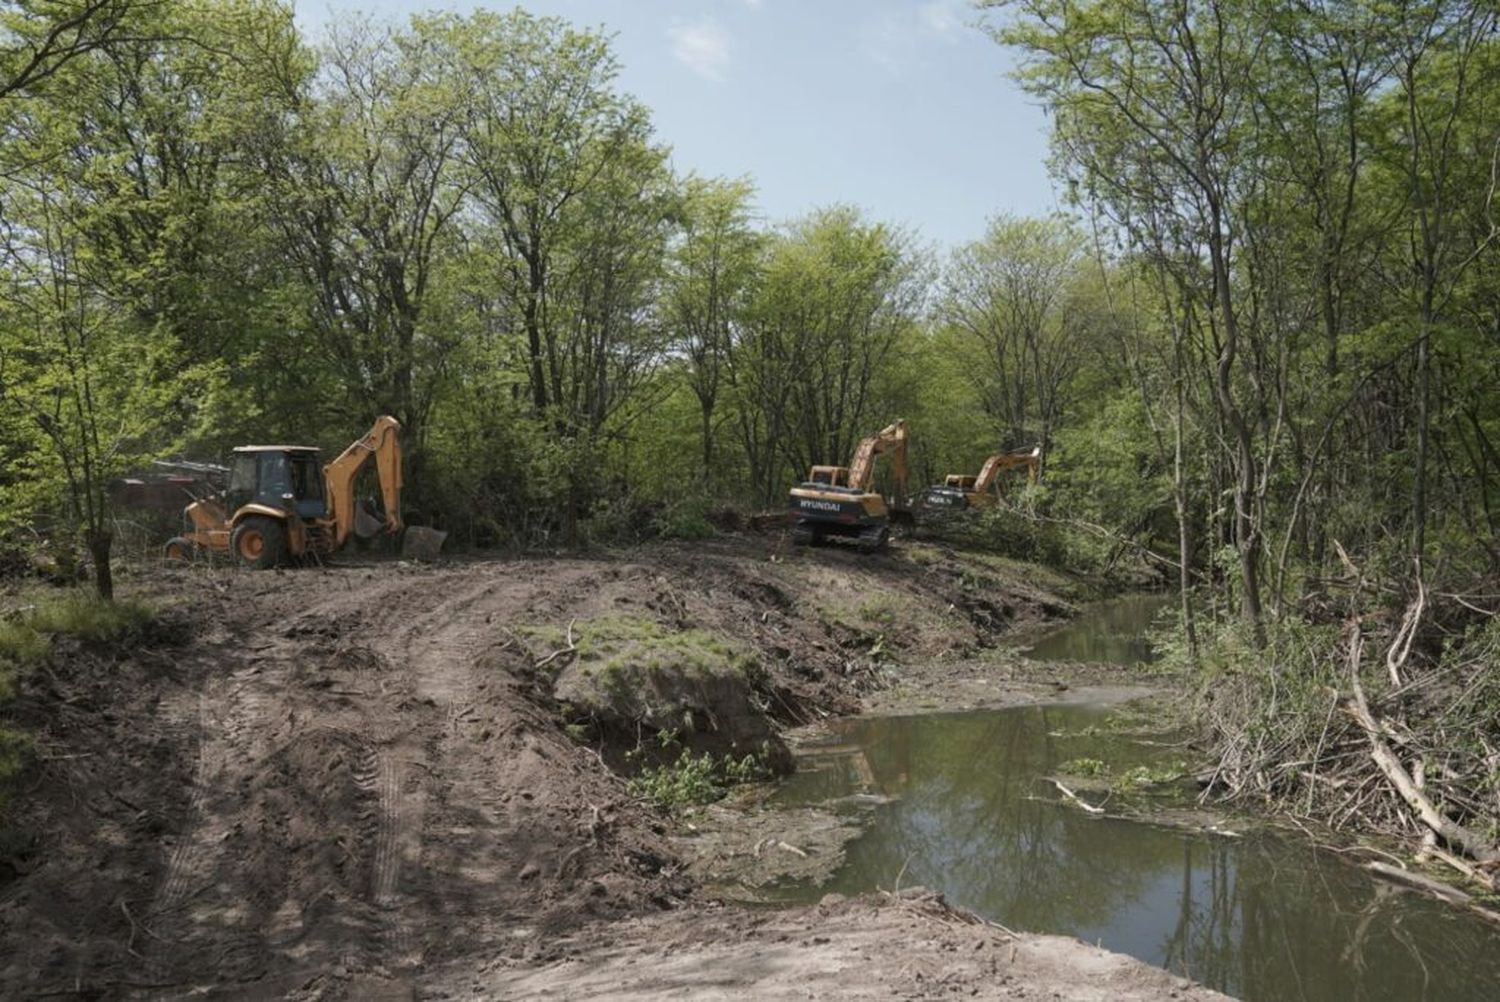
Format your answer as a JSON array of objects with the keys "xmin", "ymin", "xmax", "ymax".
[{"xmin": 0, "ymin": 537, "xmax": 1214, "ymax": 999}]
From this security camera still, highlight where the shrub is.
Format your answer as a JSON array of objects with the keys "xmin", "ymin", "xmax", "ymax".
[{"xmin": 627, "ymin": 747, "xmax": 768, "ymax": 809}]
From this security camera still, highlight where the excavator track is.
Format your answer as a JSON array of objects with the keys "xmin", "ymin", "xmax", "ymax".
[{"xmin": 856, "ymin": 524, "xmax": 890, "ymax": 553}]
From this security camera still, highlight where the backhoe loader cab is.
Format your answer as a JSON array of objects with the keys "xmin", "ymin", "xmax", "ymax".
[
  {"xmin": 226, "ymin": 447, "xmax": 327, "ymax": 521},
  {"xmin": 163, "ymin": 416, "xmax": 404, "ymax": 569}
]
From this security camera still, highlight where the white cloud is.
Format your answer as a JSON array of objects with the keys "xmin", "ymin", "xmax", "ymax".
[
  {"xmin": 859, "ymin": 13, "xmax": 907, "ymax": 73},
  {"xmin": 670, "ymin": 21, "xmax": 731, "ymax": 82},
  {"xmin": 863, "ymin": 2, "xmax": 972, "ymax": 74},
  {"xmin": 919, "ymin": 0, "xmax": 970, "ymax": 41},
  {"xmin": 743, "ymin": 0, "xmax": 763, "ymax": 8}
]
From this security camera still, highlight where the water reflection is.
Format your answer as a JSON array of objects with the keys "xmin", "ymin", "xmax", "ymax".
[
  {"xmin": 1023, "ymin": 593, "xmax": 1173, "ymax": 665},
  {"xmin": 777, "ymin": 705, "xmax": 1500, "ymax": 1002}
]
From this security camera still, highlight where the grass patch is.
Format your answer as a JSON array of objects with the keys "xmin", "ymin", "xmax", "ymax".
[
  {"xmin": 1, "ymin": 594, "xmax": 155, "ymax": 671},
  {"xmin": 1, "ymin": 594, "xmax": 155, "ymax": 789},
  {"xmin": 519, "ymin": 614, "xmax": 753, "ymax": 682},
  {"xmin": 816, "ymin": 589, "xmax": 910, "ymax": 638}
]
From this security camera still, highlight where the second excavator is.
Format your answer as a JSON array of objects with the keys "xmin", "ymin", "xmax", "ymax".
[
  {"xmin": 919, "ymin": 446, "xmax": 1041, "ymax": 514},
  {"xmin": 787, "ymin": 420, "xmax": 910, "ymax": 553}
]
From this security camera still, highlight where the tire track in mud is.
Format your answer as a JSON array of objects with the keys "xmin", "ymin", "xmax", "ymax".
[
  {"xmin": 355, "ymin": 745, "xmax": 417, "ymax": 967},
  {"xmin": 144, "ymin": 659, "xmax": 275, "ymax": 989},
  {"xmin": 147, "ymin": 690, "xmax": 217, "ymax": 942}
]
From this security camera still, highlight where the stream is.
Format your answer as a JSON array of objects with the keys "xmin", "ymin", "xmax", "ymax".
[{"xmin": 768, "ymin": 596, "xmax": 1500, "ymax": 1002}]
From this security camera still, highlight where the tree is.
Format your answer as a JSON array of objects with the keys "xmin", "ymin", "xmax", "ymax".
[
  {"xmin": 664, "ymin": 176, "xmax": 761, "ymax": 482},
  {"xmin": 996, "ymin": 0, "xmax": 1271, "ymax": 637},
  {"xmin": 0, "ymin": 0, "xmax": 143, "ymax": 101},
  {"xmin": 731, "ymin": 206, "xmax": 925, "ymax": 504},
  {"xmin": 0, "ymin": 188, "xmax": 207, "ymax": 597},
  {"xmin": 436, "ymin": 10, "xmax": 657, "ymax": 424},
  {"xmin": 263, "ymin": 15, "xmax": 467, "ymax": 467},
  {"xmin": 939, "ymin": 215, "xmax": 1086, "ymax": 463}
]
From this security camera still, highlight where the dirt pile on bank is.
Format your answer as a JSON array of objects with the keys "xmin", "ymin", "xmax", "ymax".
[
  {"xmin": 434, "ymin": 890, "xmax": 1232, "ymax": 1001},
  {"xmin": 0, "ymin": 536, "xmax": 1128, "ymax": 999}
]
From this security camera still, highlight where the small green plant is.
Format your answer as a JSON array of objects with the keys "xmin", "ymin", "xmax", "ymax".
[
  {"xmin": 627, "ymin": 748, "xmax": 768, "ymax": 809},
  {"xmin": 0, "ymin": 729, "xmax": 33, "ymax": 790},
  {"xmin": 1059, "ymin": 756, "xmax": 1109, "ymax": 777},
  {"xmin": 0, "ymin": 622, "xmax": 48, "ymax": 673},
  {"xmin": 856, "ymin": 595, "xmax": 898, "ymax": 626}
]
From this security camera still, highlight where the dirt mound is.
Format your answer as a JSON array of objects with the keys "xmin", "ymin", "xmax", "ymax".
[
  {"xmin": 436, "ymin": 889, "xmax": 1233, "ymax": 1000},
  {"xmin": 547, "ymin": 616, "xmax": 791, "ymax": 772},
  {"xmin": 0, "ymin": 537, "xmax": 1086, "ymax": 998}
]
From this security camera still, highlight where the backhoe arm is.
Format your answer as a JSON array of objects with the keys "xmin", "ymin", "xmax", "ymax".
[{"xmin": 324, "ymin": 415, "xmax": 404, "ymax": 548}]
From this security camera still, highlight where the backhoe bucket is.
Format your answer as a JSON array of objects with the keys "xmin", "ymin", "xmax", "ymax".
[{"xmin": 402, "ymin": 525, "xmax": 447, "ymax": 562}]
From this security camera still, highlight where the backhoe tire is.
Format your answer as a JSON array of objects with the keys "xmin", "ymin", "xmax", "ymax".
[
  {"xmin": 231, "ymin": 516, "xmax": 287, "ymax": 570},
  {"xmin": 162, "ymin": 537, "xmax": 196, "ymax": 562}
]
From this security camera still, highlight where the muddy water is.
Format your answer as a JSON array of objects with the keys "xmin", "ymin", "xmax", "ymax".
[
  {"xmin": 775, "ymin": 702, "xmax": 1500, "ymax": 1002},
  {"xmin": 1022, "ymin": 591, "xmax": 1174, "ymax": 665}
]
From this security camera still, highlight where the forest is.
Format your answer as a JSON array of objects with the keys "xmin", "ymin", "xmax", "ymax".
[{"xmin": 2, "ymin": 0, "xmax": 1499, "ymax": 873}]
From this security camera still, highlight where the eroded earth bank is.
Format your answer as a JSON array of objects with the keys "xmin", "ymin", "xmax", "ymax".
[{"xmin": 0, "ymin": 537, "xmax": 1227, "ymax": 1000}]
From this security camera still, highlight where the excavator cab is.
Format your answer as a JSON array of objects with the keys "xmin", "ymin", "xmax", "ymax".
[{"xmin": 807, "ymin": 466, "xmax": 851, "ymax": 487}]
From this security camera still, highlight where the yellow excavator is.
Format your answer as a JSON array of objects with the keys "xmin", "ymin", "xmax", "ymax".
[
  {"xmin": 163, "ymin": 416, "xmax": 404, "ymax": 569},
  {"xmin": 919, "ymin": 446, "xmax": 1041, "ymax": 514},
  {"xmin": 787, "ymin": 419, "xmax": 910, "ymax": 553}
]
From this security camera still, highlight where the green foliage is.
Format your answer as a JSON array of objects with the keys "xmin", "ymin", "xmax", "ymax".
[
  {"xmin": 1059, "ymin": 757, "xmax": 1108, "ymax": 778},
  {"xmin": 0, "ymin": 596, "xmax": 155, "ymax": 672},
  {"xmin": 650, "ymin": 497, "xmax": 717, "ymax": 542},
  {"xmin": 626, "ymin": 747, "xmax": 768, "ymax": 809}
]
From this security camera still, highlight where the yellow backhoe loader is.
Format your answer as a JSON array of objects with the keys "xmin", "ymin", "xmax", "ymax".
[
  {"xmin": 919, "ymin": 446, "xmax": 1040, "ymax": 514},
  {"xmin": 163, "ymin": 416, "xmax": 404, "ymax": 569},
  {"xmin": 787, "ymin": 420, "xmax": 910, "ymax": 553}
]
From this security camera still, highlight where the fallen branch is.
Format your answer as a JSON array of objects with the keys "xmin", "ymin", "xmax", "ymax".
[
  {"xmin": 1345, "ymin": 626, "xmax": 1500, "ymax": 864},
  {"xmin": 534, "ymin": 617, "xmax": 578, "ymax": 670},
  {"xmin": 1364, "ymin": 861, "xmax": 1472, "ymax": 906},
  {"xmin": 1048, "ymin": 778, "xmax": 1105, "ymax": 815},
  {"xmin": 1385, "ymin": 570, "xmax": 1425, "ymax": 686}
]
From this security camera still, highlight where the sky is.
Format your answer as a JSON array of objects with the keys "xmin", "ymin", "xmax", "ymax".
[{"xmin": 295, "ymin": 0, "xmax": 1060, "ymax": 251}]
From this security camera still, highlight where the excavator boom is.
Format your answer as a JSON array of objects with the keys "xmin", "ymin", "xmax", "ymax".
[
  {"xmin": 846, "ymin": 420, "xmax": 908, "ymax": 497},
  {"xmin": 974, "ymin": 446, "xmax": 1041, "ymax": 493}
]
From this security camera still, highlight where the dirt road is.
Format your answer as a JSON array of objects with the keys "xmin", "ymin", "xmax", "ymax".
[{"xmin": 0, "ymin": 538, "xmax": 1223, "ymax": 999}]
